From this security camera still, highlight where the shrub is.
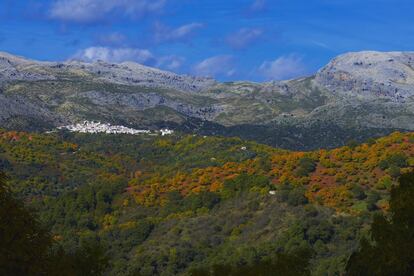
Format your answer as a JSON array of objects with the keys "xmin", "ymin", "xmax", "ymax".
[
  {"xmin": 120, "ymin": 220, "xmax": 154, "ymax": 247},
  {"xmin": 222, "ymin": 173, "xmax": 270, "ymax": 197},
  {"xmin": 375, "ymin": 176, "xmax": 392, "ymax": 190},
  {"xmin": 388, "ymin": 165, "xmax": 401, "ymax": 178},
  {"xmin": 379, "ymin": 153, "xmax": 408, "ymax": 170},
  {"xmin": 351, "ymin": 185, "xmax": 367, "ymax": 200},
  {"xmin": 287, "ymin": 189, "xmax": 309, "ymax": 206},
  {"xmin": 295, "ymin": 157, "xmax": 317, "ymax": 177}
]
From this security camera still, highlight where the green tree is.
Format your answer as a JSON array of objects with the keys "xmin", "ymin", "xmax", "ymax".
[
  {"xmin": 295, "ymin": 157, "xmax": 317, "ymax": 177},
  {"xmin": 378, "ymin": 153, "xmax": 408, "ymax": 170},
  {"xmin": 190, "ymin": 249, "xmax": 313, "ymax": 276},
  {"xmin": 0, "ymin": 172, "xmax": 109, "ymax": 275},
  {"xmin": 0, "ymin": 172, "xmax": 53, "ymax": 275},
  {"xmin": 222, "ymin": 173, "xmax": 270, "ymax": 197},
  {"xmin": 346, "ymin": 172, "xmax": 414, "ymax": 275},
  {"xmin": 287, "ymin": 188, "xmax": 309, "ymax": 206}
]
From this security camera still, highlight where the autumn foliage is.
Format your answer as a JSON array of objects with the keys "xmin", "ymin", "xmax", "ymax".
[{"xmin": 126, "ymin": 132, "xmax": 414, "ymax": 212}]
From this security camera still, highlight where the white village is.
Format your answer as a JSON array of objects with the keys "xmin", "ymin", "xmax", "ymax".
[{"xmin": 57, "ymin": 121, "xmax": 174, "ymax": 136}]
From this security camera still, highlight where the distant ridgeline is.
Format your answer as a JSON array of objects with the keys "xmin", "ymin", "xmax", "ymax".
[
  {"xmin": 0, "ymin": 129, "xmax": 413, "ymax": 275},
  {"xmin": 2, "ymin": 51, "xmax": 414, "ymax": 150}
]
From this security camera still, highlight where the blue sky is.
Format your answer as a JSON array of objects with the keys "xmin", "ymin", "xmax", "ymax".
[{"xmin": 1, "ymin": 0, "xmax": 413, "ymax": 81}]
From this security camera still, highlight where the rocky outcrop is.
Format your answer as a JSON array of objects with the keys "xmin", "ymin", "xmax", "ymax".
[
  {"xmin": 0, "ymin": 53, "xmax": 55, "ymax": 82},
  {"xmin": 80, "ymin": 90, "xmax": 223, "ymax": 120},
  {"xmin": 0, "ymin": 52, "xmax": 216, "ymax": 93},
  {"xmin": 0, "ymin": 94, "xmax": 66, "ymax": 126},
  {"xmin": 61, "ymin": 60, "xmax": 217, "ymax": 92},
  {"xmin": 1, "ymin": 51, "xmax": 414, "ymax": 149},
  {"xmin": 315, "ymin": 51, "xmax": 414, "ymax": 101}
]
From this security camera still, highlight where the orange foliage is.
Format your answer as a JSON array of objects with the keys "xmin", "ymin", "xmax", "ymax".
[{"xmin": 127, "ymin": 132, "xmax": 414, "ymax": 212}]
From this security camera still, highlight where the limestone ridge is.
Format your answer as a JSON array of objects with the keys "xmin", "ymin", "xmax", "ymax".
[
  {"xmin": 315, "ymin": 51, "xmax": 414, "ymax": 101},
  {"xmin": 1, "ymin": 51, "xmax": 414, "ymax": 149},
  {"xmin": 0, "ymin": 52, "xmax": 216, "ymax": 93}
]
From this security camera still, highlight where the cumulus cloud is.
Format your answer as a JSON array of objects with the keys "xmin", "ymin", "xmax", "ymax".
[
  {"xmin": 226, "ymin": 27, "xmax": 264, "ymax": 50},
  {"xmin": 153, "ymin": 22, "xmax": 204, "ymax": 43},
  {"xmin": 71, "ymin": 46, "xmax": 185, "ymax": 71},
  {"xmin": 193, "ymin": 55, "xmax": 235, "ymax": 78},
  {"xmin": 49, "ymin": 0, "xmax": 166, "ymax": 23},
  {"xmin": 72, "ymin": 47, "xmax": 155, "ymax": 64},
  {"xmin": 259, "ymin": 55, "xmax": 307, "ymax": 81}
]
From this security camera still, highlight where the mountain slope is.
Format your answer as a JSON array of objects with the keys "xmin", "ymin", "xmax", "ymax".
[
  {"xmin": 1, "ymin": 51, "xmax": 414, "ymax": 149},
  {"xmin": 1, "ymin": 129, "xmax": 413, "ymax": 275},
  {"xmin": 316, "ymin": 51, "xmax": 414, "ymax": 101}
]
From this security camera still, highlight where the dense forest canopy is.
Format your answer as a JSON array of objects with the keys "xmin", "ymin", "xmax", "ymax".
[{"xmin": 0, "ymin": 129, "xmax": 413, "ymax": 275}]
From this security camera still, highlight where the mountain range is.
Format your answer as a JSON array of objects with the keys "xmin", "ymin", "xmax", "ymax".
[{"xmin": 1, "ymin": 51, "xmax": 414, "ymax": 150}]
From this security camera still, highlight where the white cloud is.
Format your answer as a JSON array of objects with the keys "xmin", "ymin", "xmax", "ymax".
[
  {"xmin": 248, "ymin": 0, "xmax": 266, "ymax": 13},
  {"xmin": 194, "ymin": 55, "xmax": 235, "ymax": 78},
  {"xmin": 72, "ymin": 46, "xmax": 185, "ymax": 71},
  {"xmin": 259, "ymin": 55, "xmax": 307, "ymax": 81},
  {"xmin": 311, "ymin": 40, "xmax": 331, "ymax": 50},
  {"xmin": 153, "ymin": 22, "xmax": 204, "ymax": 43},
  {"xmin": 156, "ymin": 55, "xmax": 185, "ymax": 70},
  {"xmin": 226, "ymin": 27, "xmax": 264, "ymax": 50},
  {"xmin": 49, "ymin": 0, "xmax": 166, "ymax": 23},
  {"xmin": 72, "ymin": 47, "xmax": 155, "ymax": 64}
]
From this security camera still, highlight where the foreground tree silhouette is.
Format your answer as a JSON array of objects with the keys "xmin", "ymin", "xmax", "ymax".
[
  {"xmin": 0, "ymin": 172, "xmax": 108, "ymax": 275},
  {"xmin": 346, "ymin": 172, "xmax": 414, "ymax": 276},
  {"xmin": 0, "ymin": 172, "xmax": 53, "ymax": 275},
  {"xmin": 190, "ymin": 249, "xmax": 312, "ymax": 276}
]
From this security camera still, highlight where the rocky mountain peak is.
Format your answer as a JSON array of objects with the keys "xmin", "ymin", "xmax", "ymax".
[
  {"xmin": 89, "ymin": 60, "xmax": 217, "ymax": 92},
  {"xmin": 0, "ymin": 52, "xmax": 217, "ymax": 93},
  {"xmin": 0, "ymin": 52, "xmax": 33, "ymax": 66},
  {"xmin": 315, "ymin": 51, "xmax": 414, "ymax": 101},
  {"xmin": 2, "ymin": 50, "xmax": 414, "ymax": 150},
  {"xmin": 0, "ymin": 52, "xmax": 56, "ymax": 83}
]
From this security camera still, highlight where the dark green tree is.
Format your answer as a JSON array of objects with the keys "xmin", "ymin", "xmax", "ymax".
[
  {"xmin": 190, "ymin": 249, "xmax": 312, "ymax": 276},
  {"xmin": 222, "ymin": 173, "xmax": 270, "ymax": 197},
  {"xmin": 378, "ymin": 153, "xmax": 408, "ymax": 171},
  {"xmin": 0, "ymin": 172, "xmax": 53, "ymax": 275},
  {"xmin": 0, "ymin": 172, "xmax": 109, "ymax": 275},
  {"xmin": 346, "ymin": 172, "xmax": 414, "ymax": 276},
  {"xmin": 295, "ymin": 157, "xmax": 317, "ymax": 177}
]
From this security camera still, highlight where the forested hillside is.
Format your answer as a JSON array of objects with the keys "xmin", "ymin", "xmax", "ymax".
[{"xmin": 1, "ymin": 130, "xmax": 413, "ymax": 275}]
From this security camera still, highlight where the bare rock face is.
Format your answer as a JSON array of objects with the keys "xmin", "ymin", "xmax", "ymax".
[
  {"xmin": 112, "ymin": 61, "xmax": 216, "ymax": 92},
  {"xmin": 315, "ymin": 51, "xmax": 414, "ymax": 101},
  {"xmin": 80, "ymin": 91, "xmax": 223, "ymax": 120},
  {"xmin": 49, "ymin": 59, "xmax": 216, "ymax": 93},
  {"xmin": 0, "ymin": 52, "xmax": 56, "ymax": 82},
  {"xmin": 0, "ymin": 52, "xmax": 216, "ymax": 93},
  {"xmin": 0, "ymin": 94, "xmax": 67, "ymax": 128},
  {"xmin": 2, "ymin": 51, "xmax": 414, "ymax": 149}
]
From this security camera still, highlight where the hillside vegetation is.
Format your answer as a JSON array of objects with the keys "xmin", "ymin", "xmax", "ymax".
[
  {"xmin": 0, "ymin": 130, "xmax": 413, "ymax": 275},
  {"xmin": 3, "ymin": 51, "xmax": 414, "ymax": 150}
]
